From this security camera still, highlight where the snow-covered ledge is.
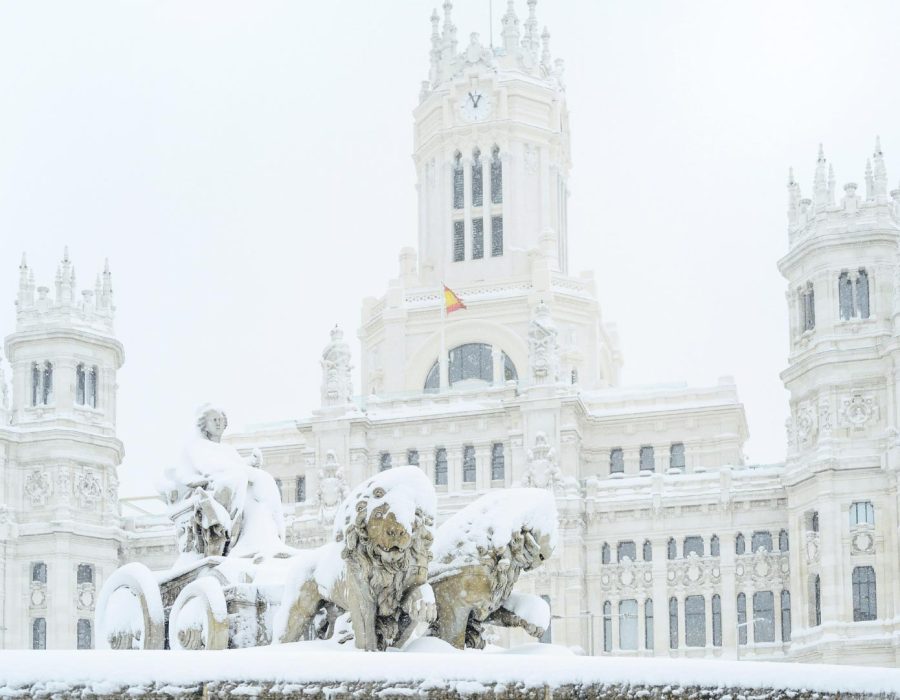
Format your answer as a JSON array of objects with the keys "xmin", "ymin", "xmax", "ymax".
[{"xmin": 1, "ymin": 644, "xmax": 899, "ymax": 699}]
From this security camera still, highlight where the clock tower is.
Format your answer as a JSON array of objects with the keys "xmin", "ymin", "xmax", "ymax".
[{"xmin": 414, "ymin": 0, "xmax": 570, "ymax": 289}]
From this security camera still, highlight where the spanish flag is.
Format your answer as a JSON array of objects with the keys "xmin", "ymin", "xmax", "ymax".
[{"xmin": 443, "ymin": 284, "xmax": 466, "ymax": 314}]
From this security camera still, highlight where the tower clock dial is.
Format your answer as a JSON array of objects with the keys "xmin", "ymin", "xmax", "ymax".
[{"xmin": 459, "ymin": 90, "xmax": 492, "ymax": 123}]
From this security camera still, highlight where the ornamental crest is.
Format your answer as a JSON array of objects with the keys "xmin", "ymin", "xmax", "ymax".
[
  {"xmin": 838, "ymin": 394, "xmax": 879, "ymax": 429},
  {"xmin": 521, "ymin": 432, "xmax": 563, "ymax": 490},
  {"xmin": 794, "ymin": 400, "xmax": 817, "ymax": 448},
  {"xmin": 76, "ymin": 470, "xmax": 102, "ymax": 507},
  {"xmin": 317, "ymin": 450, "xmax": 348, "ymax": 525},
  {"xmin": 24, "ymin": 471, "xmax": 52, "ymax": 506}
]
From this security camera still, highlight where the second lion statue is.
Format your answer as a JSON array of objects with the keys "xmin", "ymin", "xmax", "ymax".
[{"xmin": 275, "ymin": 466, "xmax": 436, "ymax": 651}]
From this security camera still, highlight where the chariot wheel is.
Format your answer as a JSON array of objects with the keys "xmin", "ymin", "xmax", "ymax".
[
  {"xmin": 167, "ymin": 576, "xmax": 229, "ymax": 650},
  {"xmin": 95, "ymin": 562, "xmax": 165, "ymax": 650}
]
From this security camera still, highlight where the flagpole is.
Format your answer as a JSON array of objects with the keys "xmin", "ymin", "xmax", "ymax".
[{"xmin": 439, "ymin": 283, "xmax": 448, "ymax": 392}]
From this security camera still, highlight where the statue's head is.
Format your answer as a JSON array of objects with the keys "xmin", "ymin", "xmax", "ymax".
[
  {"xmin": 197, "ymin": 405, "xmax": 228, "ymax": 443},
  {"xmin": 330, "ymin": 324, "xmax": 344, "ymax": 342}
]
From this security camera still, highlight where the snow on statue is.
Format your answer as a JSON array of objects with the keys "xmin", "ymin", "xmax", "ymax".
[
  {"xmin": 276, "ymin": 466, "xmax": 437, "ymax": 651},
  {"xmin": 427, "ymin": 488, "xmax": 558, "ymax": 649}
]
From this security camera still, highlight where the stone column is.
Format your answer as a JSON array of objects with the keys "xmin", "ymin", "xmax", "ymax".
[
  {"xmin": 651, "ymin": 538, "xmax": 668, "ymax": 653},
  {"xmin": 720, "ymin": 533, "xmax": 738, "ymax": 655},
  {"xmin": 419, "ymin": 448, "xmax": 435, "ymax": 486},
  {"xmin": 476, "ymin": 444, "xmax": 491, "ymax": 490}
]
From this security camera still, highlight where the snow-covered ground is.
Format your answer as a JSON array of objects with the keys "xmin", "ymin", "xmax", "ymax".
[{"xmin": 1, "ymin": 642, "xmax": 899, "ymax": 697}]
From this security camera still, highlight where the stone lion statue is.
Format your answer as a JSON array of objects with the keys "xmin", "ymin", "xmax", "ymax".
[
  {"xmin": 427, "ymin": 488, "xmax": 558, "ymax": 649},
  {"xmin": 275, "ymin": 466, "xmax": 436, "ymax": 651}
]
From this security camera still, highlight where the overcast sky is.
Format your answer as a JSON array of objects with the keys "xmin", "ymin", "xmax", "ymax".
[{"xmin": 2, "ymin": 1, "xmax": 899, "ymax": 496}]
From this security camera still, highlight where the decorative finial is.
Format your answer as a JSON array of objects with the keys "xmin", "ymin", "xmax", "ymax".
[
  {"xmin": 875, "ymin": 135, "xmax": 883, "ymax": 156},
  {"xmin": 873, "ymin": 135, "xmax": 888, "ymax": 197},
  {"xmin": 817, "ymin": 143, "xmax": 825, "ymax": 162},
  {"xmin": 540, "ymin": 26, "xmax": 551, "ymax": 67},
  {"xmin": 63, "ymin": 245, "xmax": 69, "ymax": 263}
]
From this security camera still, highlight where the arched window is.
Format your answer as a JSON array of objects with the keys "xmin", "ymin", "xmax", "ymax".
[
  {"xmin": 850, "ymin": 501, "xmax": 875, "ymax": 526},
  {"xmin": 642, "ymin": 539, "xmax": 652, "ymax": 562},
  {"xmin": 735, "ymin": 533, "xmax": 746, "ymax": 555},
  {"xmin": 668, "ymin": 597, "xmax": 678, "ymax": 649},
  {"xmin": 424, "ymin": 345, "xmax": 518, "ymax": 392},
  {"xmin": 753, "ymin": 591, "xmax": 775, "ymax": 642},
  {"xmin": 751, "ymin": 531, "xmax": 773, "ymax": 553},
  {"xmin": 490, "ymin": 443, "xmax": 505, "ymax": 480},
  {"xmin": 76, "ymin": 364, "xmax": 86, "ymax": 405},
  {"xmin": 31, "ymin": 362, "xmax": 40, "ymax": 406},
  {"xmin": 602, "ymin": 601, "xmax": 612, "ymax": 652},
  {"xmin": 296, "ymin": 476, "xmax": 306, "ymax": 503},
  {"xmin": 619, "ymin": 599, "xmax": 638, "ymax": 650},
  {"xmin": 781, "ymin": 590, "xmax": 792, "ymax": 642},
  {"xmin": 712, "ymin": 594, "xmax": 722, "ymax": 647},
  {"xmin": 813, "ymin": 574, "xmax": 822, "ymax": 626},
  {"xmin": 435, "ymin": 447, "xmax": 448, "ymax": 485},
  {"xmin": 42, "ymin": 361, "xmax": 53, "ymax": 404},
  {"xmin": 471, "ymin": 148, "xmax": 483, "ymax": 208},
  {"xmin": 684, "ymin": 595, "xmax": 705, "ymax": 647},
  {"xmin": 86, "ymin": 366, "xmax": 97, "ymax": 408},
  {"xmin": 76, "ymin": 564, "xmax": 94, "ymax": 585},
  {"xmin": 644, "ymin": 599, "xmax": 654, "ymax": 650},
  {"xmin": 601, "ymin": 542, "xmax": 611, "ymax": 565},
  {"xmin": 452, "ymin": 151, "xmax": 464, "ymax": 210},
  {"xmin": 856, "ymin": 268, "xmax": 870, "ymax": 318},
  {"xmin": 710, "ymin": 534, "xmax": 720, "ymax": 557},
  {"xmin": 839, "ymin": 271, "xmax": 854, "ymax": 320},
  {"xmin": 462, "ymin": 445, "xmax": 476, "ymax": 483},
  {"xmin": 778, "ymin": 529, "xmax": 789, "ymax": 552},
  {"xmin": 852, "ymin": 566, "xmax": 877, "ymax": 621},
  {"xmin": 77, "ymin": 619, "xmax": 92, "ymax": 649},
  {"xmin": 32, "ymin": 562, "xmax": 47, "ymax": 584},
  {"xmin": 490, "ymin": 146, "xmax": 502, "ymax": 204},
  {"xmin": 683, "ymin": 536, "xmax": 703, "ymax": 557},
  {"xmin": 32, "ymin": 618, "xmax": 46, "ymax": 650},
  {"xmin": 617, "ymin": 541, "xmax": 636, "ymax": 562},
  {"xmin": 801, "ymin": 281, "xmax": 815, "ymax": 331},
  {"xmin": 736, "ymin": 593, "xmax": 747, "ymax": 645},
  {"xmin": 811, "ymin": 511, "xmax": 819, "ymax": 532},
  {"xmin": 666, "ymin": 538, "xmax": 676, "ymax": 560}
]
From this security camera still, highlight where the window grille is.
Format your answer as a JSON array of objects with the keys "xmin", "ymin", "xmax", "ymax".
[
  {"xmin": 462, "ymin": 445, "xmax": 476, "ymax": 483},
  {"xmin": 453, "ymin": 152, "xmax": 464, "ymax": 209},
  {"xmin": 32, "ymin": 562, "xmax": 47, "ymax": 584},
  {"xmin": 31, "ymin": 362, "xmax": 40, "ymax": 406},
  {"xmin": 491, "ymin": 216, "xmax": 503, "ymax": 256},
  {"xmin": 32, "ymin": 618, "xmax": 46, "ymax": 650},
  {"xmin": 42, "ymin": 362, "xmax": 53, "ymax": 405},
  {"xmin": 490, "ymin": 146, "xmax": 502, "ymax": 204},
  {"xmin": 668, "ymin": 597, "xmax": 678, "ymax": 650},
  {"xmin": 639, "ymin": 446, "xmax": 654, "ymax": 471},
  {"xmin": 453, "ymin": 220, "xmax": 465, "ymax": 262},
  {"xmin": 753, "ymin": 591, "xmax": 775, "ymax": 643},
  {"xmin": 619, "ymin": 599, "xmax": 639, "ymax": 650},
  {"xmin": 424, "ymin": 363, "xmax": 439, "ymax": 393},
  {"xmin": 852, "ymin": 566, "xmax": 877, "ymax": 621},
  {"xmin": 77, "ymin": 619, "xmax": 92, "ymax": 649},
  {"xmin": 490, "ymin": 443, "xmax": 504, "ymax": 480},
  {"xmin": 86, "ymin": 366, "xmax": 97, "ymax": 408},
  {"xmin": 683, "ymin": 536, "xmax": 703, "ymax": 557},
  {"xmin": 609, "ymin": 448, "xmax": 624, "ymax": 474},
  {"xmin": 435, "ymin": 448, "xmax": 448, "ymax": 486},
  {"xmin": 472, "ymin": 149, "xmax": 483, "ymax": 208},
  {"xmin": 751, "ymin": 531, "xmax": 773, "ymax": 553},
  {"xmin": 781, "ymin": 590, "xmax": 792, "ymax": 642},
  {"xmin": 503, "ymin": 352, "xmax": 518, "ymax": 381},
  {"xmin": 813, "ymin": 575, "xmax": 822, "ymax": 626},
  {"xmin": 811, "ymin": 512, "xmax": 819, "ymax": 532},
  {"xmin": 669, "ymin": 442, "xmax": 685, "ymax": 470},
  {"xmin": 644, "ymin": 599, "xmax": 654, "ymax": 651},
  {"xmin": 712, "ymin": 594, "xmax": 722, "ymax": 647},
  {"xmin": 448, "ymin": 343, "xmax": 493, "ymax": 385},
  {"xmin": 684, "ymin": 595, "xmax": 706, "ymax": 647},
  {"xmin": 737, "ymin": 593, "xmax": 747, "ymax": 645},
  {"xmin": 617, "ymin": 541, "xmax": 636, "ymax": 562},
  {"xmin": 801, "ymin": 282, "xmax": 816, "ymax": 331},
  {"xmin": 76, "ymin": 564, "xmax": 93, "ymax": 585},
  {"xmin": 472, "ymin": 218, "xmax": 484, "ymax": 259},
  {"xmin": 76, "ymin": 364, "xmax": 86, "ymax": 405}
]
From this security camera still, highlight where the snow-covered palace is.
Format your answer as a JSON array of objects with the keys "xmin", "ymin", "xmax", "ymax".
[{"xmin": 2, "ymin": 0, "xmax": 900, "ymax": 666}]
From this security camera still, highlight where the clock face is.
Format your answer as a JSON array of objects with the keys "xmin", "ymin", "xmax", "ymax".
[{"xmin": 459, "ymin": 90, "xmax": 492, "ymax": 122}]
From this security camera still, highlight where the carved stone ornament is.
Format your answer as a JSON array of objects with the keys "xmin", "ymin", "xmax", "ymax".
[
  {"xmin": 818, "ymin": 396, "xmax": 832, "ymax": 437},
  {"xmin": 851, "ymin": 525, "xmax": 875, "ymax": 555},
  {"xmin": 77, "ymin": 585, "xmax": 96, "ymax": 611},
  {"xmin": 321, "ymin": 325, "xmax": 353, "ymax": 407},
  {"xmin": 794, "ymin": 400, "xmax": 817, "ymax": 447},
  {"xmin": 316, "ymin": 450, "xmax": 348, "ymax": 525},
  {"xmin": 24, "ymin": 471, "xmax": 52, "ymax": 506},
  {"xmin": 838, "ymin": 394, "xmax": 879, "ymax": 429},
  {"xmin": 29, "ymin": 586, "xmax": 46, "ymax": 609},
  {"xmin": 805, "ymin": 532, "xmax": 821, "ymax": 565},
  {"xmin": 76, "ymin": 470, "xmax": 103, "ymax": 507},
  {"xmin": 521, "ymin": 432, "xmax": 563, "ymax": 490},
  {"xmin": 528, "ymin": 302, "xmax": 560, "ymax": 385}
]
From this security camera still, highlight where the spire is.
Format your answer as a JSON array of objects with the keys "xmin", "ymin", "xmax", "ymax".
[
  {"xmin": 865, "ymin": 158, "xmax": 875, "ymax": 200},
  {"xmin": 502, "ymin": 0, "xmax": 520, "ymax": 52},
  {"xmin": 540, "ymin": 26, "xmax": 551, "ymax": 69},
  {"xmin": 522, "ymin": 0, "xmax": 539, "ymax": 60},
  {"xmin": 814, "ymin": 143, "xmax": 828, "ymax": 211},
  {"xmin": 429, "ymin": 8, "xmax": 442, "ymax": 86},
  {"xmin": 873, "ymin": 135, "xmax": 888, "ymax": 198},
  {"xmin": 100, "ymin": 257, "xmax": 114, "ymax": 312},
  {"xmin": 787, "ymin": 167, "xmax": 802, "ymax": 228},
  {"xmin": 827, "ymin": 163, "xmax": 835, "ymax": 205},
  {"xmin": 56, "ymin": 246, "xmax": 74, "ymax": 304},
  {"xmin": 16, "ymin": 252, "xmax": 33, "ymax": 308},
  {"xmin": 442, "ymin": 1, "xmax": 457, "ymax": 58}
]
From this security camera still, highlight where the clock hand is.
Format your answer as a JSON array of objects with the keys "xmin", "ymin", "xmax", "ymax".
[
  {"xmin": 473, "ymin": 94, "xmax": 482, "ymax": 108},
  {"xmin": 468, "ymin": 92, "xmax": 477, "ymax": 106}
]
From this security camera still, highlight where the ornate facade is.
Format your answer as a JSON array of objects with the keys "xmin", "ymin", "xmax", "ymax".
[{"xmin": 1, "ymin": 1, "xmax": 899, "ymax": 666}]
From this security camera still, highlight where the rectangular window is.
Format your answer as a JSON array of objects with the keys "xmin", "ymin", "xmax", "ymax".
[
  {"xmin": 435, "ymin": 448, "xmax": 448, "ymax": 486},
  {"xmin": 379, "ymin": 452, "xmax": 392, "ymax": 471},
  {"xmin": 683, "ymin": 536, "xmax": 704, "ymax": 557},
  {"xmin": 296, "ymin": 476, "xmax": 306, "ymax": 503},
  {"xmin": 751, "ymin": 531, "xmax": 773, "ymax": 553},
  {"xmin": 852, "ymin": 566, "xmax": 877, "ymax": 621},
  {"xmin": 712, "ymin": 594, "xmax": 722, "ymax": 647},
  {"xmin": 617, "ymin": 540, "xmax": 636, "ymax": 563},
  {"xmin": 669, "ymin": 442, "xmax": 685, "ymax": 470},
  {"xmin": 453, "ymin": 220, "xmax": 465, "ymax": 262},
  {"xmin": 857, "ymin": 269, "xmax": 870, "ymax": 318},
  {"xmin": 644, "ymin": 599, "xmax": 654, "ymax": 651},
  {"xmin": 684, "ymin": 595, "xmax": 706, "ymax": 647},
  {"xmin": 752, "ymin": 591, "xmax": 775, "ymax": 643},
  {"xmin": 491, "ymin": 216, "xmax": 503, "ymax": 256},
  {"xmin": 639, "ymin": 446, "xmax": 655, "ymax": 471},
  {"xmin": 619, "ymin": 599, "xmax": 638, "ymax": 651},
  {"xmin": 850, "ymin": 501, "xmax": 875, "ymax": 526},
  {"xmin": 462, "ymin": 445, "xmax": 476, "ymax": 483},
  {"xmin": 813, "ymin": 575, "xmax": 822, "ymax": 626},
  {"xmin": 490, "ymin": 443, "xmax": 505, "ymax": 480},
  {"xmin": 32, "ymin": 618, "xmax": 46, "ymax": 650},
  {"xmin": 472, "ymin": 155, "xmax": 483, "ymax": 208},
  {"xmin": 407, "ymin": 449, "xmax": 419, "ymax": 467},
  {"xmin": 472, "ymin": 218, "xmax": 484, "ymax": 259},
  {"xmin": 77, "ymin": 564, "xmax": 94, "ymax": 585},
  {"xmin": 668, "ymin": 597, "xmax": 678, "ymax": 649},
  {"xmin": 76, "ymin": 365, "xmax": 86, "ymax": 405},
  {"xmin": 802, "ymin": 282, "xmax": 816, "ymax": 331},
  {"xmin": 609, "ymin": 448, "xmax": 624, "ymax": 474},
  {"xmin": 32, "ymin": 562, "xmax": 47, "ymax": 584},
  {"xmin": 603, "ymin": 602, "xmax": 612, "ymax": 652},
  {"xmin": 780, "ymin": 590, "xmax": 791, "ymax": 642},
  {"xmin": 491, "ymin": 149, "xmax": 502, "ymax": 204},
  {"xmin": 453, "ymin": 161, "xmax": 464, "ymax": 209},
  {"xmin": 737, "ymin": 593, "xmax": 747, "ymax": 645},
  {"xmin": 77, "ymin": 619, "xmax": 92, "ymax": 650},
  {"xmin": 839, "ymin": 271, "xmax": 854, "ymax": 320}
]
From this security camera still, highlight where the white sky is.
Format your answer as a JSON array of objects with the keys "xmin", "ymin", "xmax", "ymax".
[{"xmin": 2, "ymin": 1, "xmax": 899, "ymax": 496}]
